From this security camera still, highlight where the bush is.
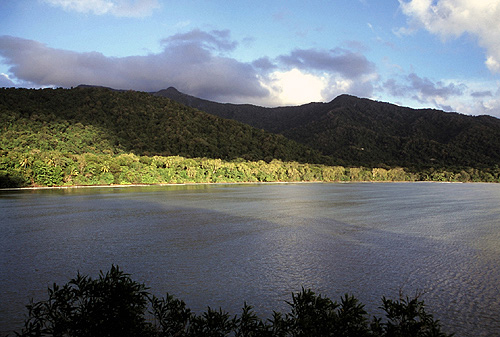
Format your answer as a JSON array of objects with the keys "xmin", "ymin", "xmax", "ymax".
[
  {"xmin": 15, "ymin": 266, "xmax": 151, "ymax": 337},
  {"xmin": 12, "ymin": 267, "xmax": 453, "ymax": 337},
  {"xmin": 31, "ymin": 161, "xmax": 63, "ymax": 186}
]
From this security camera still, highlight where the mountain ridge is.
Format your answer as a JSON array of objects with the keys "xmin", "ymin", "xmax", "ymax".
[
  {"xmin": 63, "ymin": 85, "xmax": 500, "ymax": 169},
  {"xmin": 154, "ymin": 87, "xmax": 500, "ymax": 169},
  {"xmin": 3, "ymin": 86, "xmax": 500, "ymax": 187}
]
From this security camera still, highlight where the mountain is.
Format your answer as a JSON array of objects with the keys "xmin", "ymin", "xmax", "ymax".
[
  {"xmin": 155, "ymin": 88, "xmax": 500, "ymax": 169},
  {"xmin": 0, "ymin": 87, "xmax": 329, "ymax": 164},
  {"xmin": 3, "ymin": 85, "xmax": 499, "ymax": 172},
  {"xmin": 154, "ymin": 87, "xmax": 330, "ymax": 134}
]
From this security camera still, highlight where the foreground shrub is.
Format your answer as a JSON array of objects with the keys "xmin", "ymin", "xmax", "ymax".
[
  {"xmin": 16, "ymin": 266, "xmax": 151, "ymax": 337},
  {"xmin": 11, "ymin": 266, "xmax": 453, "ymax": 337}
]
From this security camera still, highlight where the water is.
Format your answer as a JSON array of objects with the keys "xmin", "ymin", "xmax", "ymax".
[{"xmin": 1, "ymin": 182, "xmax": 500, "ymax": 336}]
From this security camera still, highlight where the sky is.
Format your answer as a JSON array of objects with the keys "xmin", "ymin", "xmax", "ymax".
[{"xmin": 1, "ymin": 0, "xmax": 500, "ymax": 117}]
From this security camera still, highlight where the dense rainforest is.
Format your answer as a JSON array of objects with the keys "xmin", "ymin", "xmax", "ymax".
[
  {"xmin": 1, "ymin": 86, "xmax": 499, "ymax": 188},
  {"xmin": 0, "ymin": 87, "xmax": 326, "ymax": 187},
  {"xmin": 157, "ymin": 87, "xmax": 500, "ymax": 170}
]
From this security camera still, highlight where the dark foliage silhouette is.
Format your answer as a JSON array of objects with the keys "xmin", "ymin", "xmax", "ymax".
[{"xmin": 11, "ymin": 266, "xmax": 453, "ymax": 337}]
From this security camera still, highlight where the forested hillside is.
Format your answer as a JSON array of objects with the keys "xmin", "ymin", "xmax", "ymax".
[
  {"xmin": 0, "ymin": 87, "xmax": 338, "ymax": 187},
  {"xmin": 156, "ymin": 88, "xmax": 500, "ymax": 170},
  {"xmin": 154, "ymin": 87, "xmax": 330, "ymax": 134},
  {"xmin": 1, "ymin": 86, "xmax": 499, "ymax": 187},
  {"xmin": 0, "ymin": 87, "xmax": 326, "ymax": 163}
]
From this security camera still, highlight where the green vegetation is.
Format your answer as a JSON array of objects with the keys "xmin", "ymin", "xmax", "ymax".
[
  {"xmin": 157, "ymin": 88, "xmax": 500, "ymax": 171},
  {"xmin": 0, "ymin": 87, "xmax": 327, "ymax": 163},
  {"xmin": 1, "ymin": 87, "xmax": 499, "ymax": 188},
  {"xmin": 4, "ymin": 148, "xmax": 498, "ymax": 188},
  {"xmin": 11, "ymin": 266, "xmax": 453, "ymax": 337}
]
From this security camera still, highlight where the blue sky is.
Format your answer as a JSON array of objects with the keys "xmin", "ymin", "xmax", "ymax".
[{"xmin": 1, "ymin": 0, "xmax": 500, "ymax": 117}]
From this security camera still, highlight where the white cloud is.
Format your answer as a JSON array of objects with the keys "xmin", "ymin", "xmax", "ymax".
[
  {"xmin": 43, "ymin": 0, "xmax": 160, "ymax": 17},
  {"xmin": 259, "ymin": 68, "xmax": 328, "ymax": 106},
  {"xmin": 43, "ymin": 0, "xmax": 113, "ymax": 15},
  {"xmin": 0, "ymin": 73, "xmax": 16, "ymax": 87},
  {"xmin": 460, "ymin": 81, "xmax": 500, "ymax": 117},
  {"xmin": 450, "ymin": 94, "xmax": 500, "ymax": 118},
  {"xmin": 382, "ymin": 72, "xmax": 467, "ymax": 111},
  {"xmin": 485, "ymin": 56, "xmax": 500, "ymax": 73},
  {"xmin": 381, "ymin": 71, "xmax": 500, "ymax": 117},
  {"xmin": 258, "ymin": 68, "xmax": 378, "ymax": 107},
  {"xmin": 266, "ymin": 47, "xmax": 379, "ymax": 105},
  {"xmin": 398, "ymin": 0, "xmax": 500, "ymax": 73},
  {"xmin": 384, "ymin": 72, "xmax": 465, "ymax": 103},
  {"xmin": 324, "ymin": 72, "xmax": 378, "ymax": 101}
]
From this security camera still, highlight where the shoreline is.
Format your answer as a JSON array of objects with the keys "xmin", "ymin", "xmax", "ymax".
[
  {"xmin": 0, "ymin": 180, "xmax": 329, "ymax": 191},
  {"xmin": 0, "ymin": 180, "xmax": 472, "ymax": 192}
]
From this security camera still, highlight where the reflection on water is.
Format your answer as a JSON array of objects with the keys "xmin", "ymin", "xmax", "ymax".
[{"xmin": 1, "ymin": 182, "xmax": 500, "ymax": 336}]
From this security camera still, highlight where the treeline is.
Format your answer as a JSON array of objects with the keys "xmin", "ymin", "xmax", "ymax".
[
  {"xmin": 2, "ymin": 150, "xmax": 499, "ymax": 188},
  {"xmin": 12, "ymin": 265, "xmax": 453, "ymax": 337}
]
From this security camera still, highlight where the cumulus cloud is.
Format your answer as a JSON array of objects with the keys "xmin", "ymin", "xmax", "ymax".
[
  {"xmin": 406, "ymin": 73, "xmax": 465, "ymax": 101},
  {"xmin": 252, "ymin": 57, "xmax": 276, "ymax": 71},
  {"xmin": 258, "ymin": 69, "xmax": 328, "ymax": 106},
  {"xmin": 384, "ymin": 73, "xmax": 464, "ymax": 100},
  {"xmin": 381, "ymin": 72, "xmax": 500, "ymax": 116},
  {"xmin": 464, "ymin": 84, "xmax": 500, "ymax": 117},
  {"xmin": 43, "ymin": 0, "xmax": 160, "ymax": 17},
  {"xmin": 0, "ymin": 33, "xmax": 268, "ymax": 102},
  {"xmin": 278, "ymin": 48, "xmax": 376, "ymax": 79},
  {"xmin": 162, "ymin": 29, "xmax": 238, "ymax": 53},
  {"xmin": 0, "ymin": 29, "xmax": 382, "ymax": 106},
  {"xmin": 398, "ymin": 0, "xmax": 500, "ymax": 73},
  {"xmin": 260, "ymin": 47, "xmax": 379, "ymax": 104},
  {"xmin": 383, "ymin": 72, "xmax": 466, "ymax": 110},
  {"xmin": 0, "ymin": 73, "xmax": 16, "ymax": 87},
  {"xmin": 324, "ymin": 72, "xmax": 378, "ymax": 100},
  {"xmin": 255, "ymin": 68, "xmax": 377, "ymax": 107},
  {"xmin": 471, "ymin": 90, "xmax": 493, "ymax": 98},
  {"xmin": 453, "ymin": 88, "xmax": 500, "ymax": 117}
]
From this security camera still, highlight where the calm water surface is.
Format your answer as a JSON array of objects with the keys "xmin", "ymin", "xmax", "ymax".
[{"xmin": 1, "ymin": 182, "xmax": 500, "ymax": 336}]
